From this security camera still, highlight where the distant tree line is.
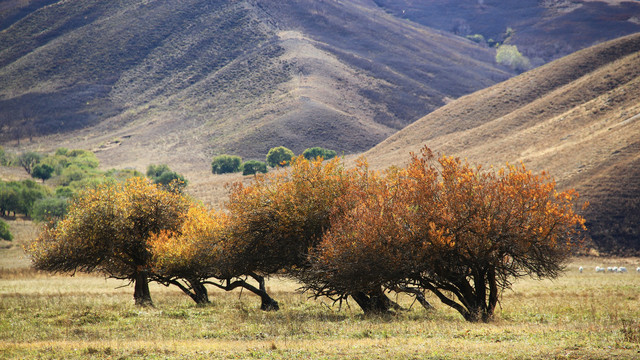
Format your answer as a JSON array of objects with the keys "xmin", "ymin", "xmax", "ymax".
[
  {"xmin": 211, "ymin": 146, "xmax": 337, "ymax": 176},
  {"xmin": 28, "ymin": 147, "xmax": 585, "ymax": 322}
]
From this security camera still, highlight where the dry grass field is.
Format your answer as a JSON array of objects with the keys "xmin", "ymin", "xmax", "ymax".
[{"xmin": 1, "ymin": 220, "xmax": 639, "ymax": 359}]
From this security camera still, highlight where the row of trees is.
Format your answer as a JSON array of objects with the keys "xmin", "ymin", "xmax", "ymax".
[
  {"xmin": 211, "ymin": 146, "xmax": 337, "ymax": 176},
  {"xmin": 28, "ymin": 148, "xmax": 585, "ymax": 322}
]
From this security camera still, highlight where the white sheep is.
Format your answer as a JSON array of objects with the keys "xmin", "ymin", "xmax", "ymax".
[
  {"xmin": 607, "ymin": 267, "xmax": 613, "ymax": 272},
  {"xmin": 618, "ymin": 267, "xmax": 627, "ymax": 273},
  {"xmin": 595, "ymin": 266, "xmax": 605, "ymax": 273}
]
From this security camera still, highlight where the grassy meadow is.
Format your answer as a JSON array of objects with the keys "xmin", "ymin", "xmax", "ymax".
[{"xmin": 1, "ymin": 220, "xmax": 640, "ymax": 359}]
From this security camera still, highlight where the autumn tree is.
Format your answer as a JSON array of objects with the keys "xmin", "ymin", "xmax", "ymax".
[
  {"xmin": 223, "ymin": 156, "xmax": 367, "ymax": 307},
  {"xmin": 305, "ymin": 147, "xmax": 586, "ymax": 321},
  {"xmin": 27, "ymin": 177, "xmax": 191, "ymax": 306},
  {"xmin": 149, "ymin": 203, "xmax": 279, "ymax": 309}
]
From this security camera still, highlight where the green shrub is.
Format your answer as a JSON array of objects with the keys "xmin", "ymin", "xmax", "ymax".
[
  {"xmin": 146, "ymin": 164, "xmax": 188, "ymax": 192},
  {"xmin": 32, "ymin": 163, "xmax": 55, "ymax": 183},
  {"xmin": 59, "ymin": 165, "xmax": 87, "ymax": 186},
  {"xmin": 67, "ymin": 150, "xmax": 99, "ymax": 169},
  {"xmin": 302, "ymin": 147, "xmax": 337, "ymax": 161},
  {"xmin": 0, "ymin": 146, "xmax": 10, "ymax": 166},
  {"xmin": 466, "ymin": 34, "xmax": 485, "ymax": 44},
  {"xmin": 0, "ymin": 219, "xmax": 11, "ymax": 241},
  {"xmin": 266, "ymin": 146, "xmax": 294, "ymax": 168},
  {"xmin": 496, "ymin": 44, "xmax": 531, "ymax": 72},
  {"xmin": 32, "ymin": 197, "xmax": 69, "ymax": 222},
  {"xmin": 212, "ymin": 155, "xmax": 243, "ymax": 174},
  {"xmin": 242, "ymin": 160, "xmax": 268, "ymax": 175}
]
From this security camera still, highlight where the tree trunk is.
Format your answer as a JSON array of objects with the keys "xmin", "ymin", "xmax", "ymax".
[
  {"xmin": 134, "ymin": 270, "xmax": 153, "ymax": 306},
  {"xmin": 188, "ymin": 279, "xmax": 210, "ymax": 305},
  {"xmin": 250, "ymin": 273, "xmax": 279, "ymax": 311},
  {"xmin": 351, "ymin": 289, "xmax": 392, "ymax": 315}
]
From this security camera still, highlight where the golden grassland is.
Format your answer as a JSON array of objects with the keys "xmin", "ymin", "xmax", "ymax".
[{"xmin": 1, "ymin": 221, "xmax": 640, "ymax": 359}]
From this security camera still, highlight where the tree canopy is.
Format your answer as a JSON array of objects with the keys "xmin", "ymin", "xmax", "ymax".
[
  {"xmin": 27, "ymin": 177, "xmax": 192, "ymax": 306},
  {"xmin": 266, "ymin": 146, "xmax": 294, "ymax": 168},
  {"xmin": 211, "ymin": 155, "xmax": 243, "ymax": 174},
  {"xmin": 304, "ymin": 147, "xmax": 586, "ymax": 321}
]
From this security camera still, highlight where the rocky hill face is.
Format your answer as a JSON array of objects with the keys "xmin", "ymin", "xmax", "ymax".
[
  {"xmin": 0, "ymin": 0, "xmax": 511, "ymax": 167},
  {"xmin": 365, "ymin": 33, "xmax": 640, "ymax": 253}
]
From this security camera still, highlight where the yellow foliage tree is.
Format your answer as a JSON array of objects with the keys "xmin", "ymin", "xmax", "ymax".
[{"xmin": 27, "ymin": 177, "xmax": 191, "ymax": 306}]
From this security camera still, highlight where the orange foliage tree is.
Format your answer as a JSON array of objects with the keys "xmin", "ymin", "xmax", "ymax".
[
  {"xmin": 149, "ymin": 203, "xmax": 279, "ymax": 309},
  {"xmin": 27, "ymin": 177, "xmax": 191, "ymax": 306},
  {"xmin": 305, "ymin": 147, "xmax": 586, "ymax": 321},
  {"xmin": 222, "ymin": 155, "xmax": 367, "ymax": 307}
]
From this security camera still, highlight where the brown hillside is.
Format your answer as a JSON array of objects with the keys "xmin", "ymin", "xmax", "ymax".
[
  {"xmin": 0, "ymin": 0, "xmax": 511, "ymax": 166},
  {"xmin": 373, "ymin": 0, "xmax": 640, "ymax": 65},
  {"xmin": 365, "ymin": 33, "xmax": 640, "ymax": 253}
]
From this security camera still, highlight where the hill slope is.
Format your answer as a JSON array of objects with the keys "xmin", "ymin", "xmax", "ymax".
[
  {"xmin": 365, "ymin": 33, "xmax": 640, "ymax": 253},
  {"xmin": 373, "ymin": 0, "xmax": 640, "ymax": 65},
  {"xmin": 0, "ymin": 0, "xmax": 511, "ymax": 166}
]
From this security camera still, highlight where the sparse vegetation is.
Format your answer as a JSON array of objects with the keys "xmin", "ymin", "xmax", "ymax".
[{"xmin": 211, "ymin": 155, "xmax": 243, "ymax": 175}]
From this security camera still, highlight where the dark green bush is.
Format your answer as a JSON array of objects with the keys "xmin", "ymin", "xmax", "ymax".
[
  {"xmin": 32, "ymin": 163, "xmax": 55, "ymax": 183},
  {"xmin": 212, "ymin": 155, "xmax": 243, "ymax": 174},
  {"xmin": 146, "ymin": 164, "xmax": 188, "ymax": 192},
  {"xmin": 242, "ymin": 160, "xmax": 268, "ymax": 175},
  {"xmin": 266, "ymin": 146, "xmax": 294, "ymax": 168},
  {"xmin": 302, "ymin": 147, "xmax": 337, "ymax": 161}
]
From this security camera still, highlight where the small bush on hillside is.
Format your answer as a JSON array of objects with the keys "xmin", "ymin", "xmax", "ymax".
[
  {"xmin": 212, "ymin": 155, "xmax": 243, "ymax": 174},
  {"xmin": 466, "ymin": 34, "xmax": 485, "ymax": 44},
  {"xmin": 496, "ymin": 44, "xmax": 531, "ymax": 72},
  {"xmin": 242, "ymin": 160, "xmax": 268, "ymax": 175},
  {"xmin": 266, "ymin": 146, "xmax": 294, "ymax": 168},
  {"xmin": 302, "ymin": 147, "xmax": 337, "ymax": 161},
  {"xmin": 147, "ymin": 164, "xmax": 188, "ymax": 192}
]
